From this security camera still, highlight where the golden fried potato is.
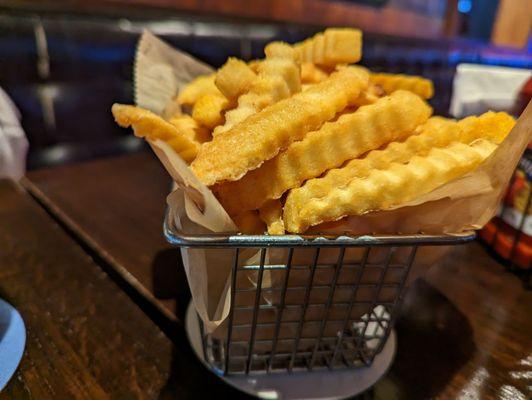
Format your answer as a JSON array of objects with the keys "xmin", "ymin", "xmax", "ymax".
[
  {"xmin": 370, "ymin": 73, "xmax": 434, "ymax": 99},
  {"xmin": 192, "ymin": 93, "xmax": 232, "ymax": 129},
  {"xmin": 111, "ymin": 104, "xmax": 200, "ymax": 163},
  {"xmin": 214, "ymin": 58, "xmax": 300, "ymax": 136},
  {"xmin": 213, "ymin": 43, "xmax": 301, "ymax": 137},
  {"xmin": 285, "ymin": 140, "xmax": 497, "ymax": 233},
  {"xmin": 232, "ymin": 210, "xmax": 265, "ymax": 234},
  {"xmin": 283, "ymin": 111, "xmax": 514, "ymax": 229},
  {"xmin": 293, "ymin": 28, "xmax": 362, "ymax": 67},
  {"xmin": 215, "ymin": 58, "xmax": 257, "ymax": 100},
  {"xmin": 350, "ymin": 84, "xmax": 386, "ymax": 107},
  {"xmin": 191, "ymin": 66, "xmax": 369, "ymax": 186},
  {"xmin": 168, "ymin": 114, "xmax": 211, "ymax": 144},
  {"xmin": 177, "ymin": 74, "xmax": 220, "ymax": 106},
  {"xmin": 258, "ymin": 199, "xmax": 285, "ymax": 235},
  {"xmin": 264, "ymin": 41, "xmax": 295, "ymax": 59},
  {"xmin": 458, "ymin": 111, "xmax": 515, "ymax": 144},
  {"xmin": 300, "ymin": 63, "xmax": 329, "ymax": 84},
  {"xmin": 247, "ymin": 59, "xmax": 262, "ymax": 72},
  {"xmin": 284, "ymin": 118, "xmax": 457, "ymax": 218},
  {"xmin": 214, "ymin": 90, "xmax": 431, "ymax": 215}
]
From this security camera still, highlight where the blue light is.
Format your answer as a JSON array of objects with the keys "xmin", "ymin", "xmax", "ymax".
[{"xmin": 458, "ymin": 0, "xmax": 472, "ymax": 13}]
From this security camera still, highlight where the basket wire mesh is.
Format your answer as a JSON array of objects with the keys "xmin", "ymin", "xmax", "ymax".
[{"xmin": 165, "ymin": 214, "xmax": 475, "ymax": 375}]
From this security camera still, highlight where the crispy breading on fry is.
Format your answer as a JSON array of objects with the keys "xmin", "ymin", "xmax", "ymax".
[
  {"xmin": 232, "ymin": 210, "xmax": 265, "ymax": 234},
  {"xmin": 177, "ymin": 74, "xmax": 220, "ymax": 106},
  {"xmin": 213, "ymin": 43, "xmax": 301, "ymax": 137},
  {"xmin": 111, "ymin": 104, "xmax": 200, "ymax": 163},
  {"xmin": 283, "ymin": 111, "xmax": 514, "ymax": 229},
  {"xmin": 350, "ymin": 84, "xmax": 386, "ymax": 107},
  {"xmin": 192, "ymin": 93, "xmax": 233, "ymax": 129},
  {"xmin": 285, "ymin": 140, "xmax": 497, "ymax": 233},
  {"xmin": 370, "ymin": 73, "xmax": 434, "ymax": 99},
  {"xmin": 258, "ymin": 199, "xmax": 285, "ymax": 235},
  {"xmin": 260, "ymin": 44, "xmax": 301, "ymax": 94},
  {"xmin": 168, "ymin": 114, "xmax": 212, "ymax": 144},
  {"xmin": 248, "ymin": 59, "xmax": 261, "ymax": 72},
  {"xmin": 293, "ymin": 28, "xmax": 362, "ymax": 67},
  {"xmin": 215, "ymin": 58, "xmax": 257, "ymax": 100},
  {"xmin": 214, "ymin": 90, "xmax": 431, "ymax": 215},
  {"xmin": 191, "ymin": 66, "xmax": 370, "ymax": 186},
  {"xmin": 301, "ymin": 63, "xmax": 330, "ymax": 83},
  {"xmin": 458, "ymin": 111, "xmax": 515, "ymax": 144},
  {"xmin": 284, "ymin": 118, "xmax": 457, "ymax": 218},
  {"xmin": 265, "ymin": 41, "xmax": 295, "ymax": 59}
]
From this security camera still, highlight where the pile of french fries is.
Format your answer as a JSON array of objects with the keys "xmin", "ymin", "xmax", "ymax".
[{"xmin": 112, "ymin": 28, "xmax": 515, "ymax": 235}]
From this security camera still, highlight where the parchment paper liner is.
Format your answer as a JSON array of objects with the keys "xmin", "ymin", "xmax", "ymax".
[{"xmin": 134, "ymin": 30, "xmax": 532, "ymax": 337}]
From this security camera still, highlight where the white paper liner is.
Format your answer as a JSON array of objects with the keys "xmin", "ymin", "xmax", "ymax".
[
  {"xmin": 134, "ymin": 30, "xmax": 532, "ymax": 334},
  {"xmin": 135, "ymin": 30, "xmax": 213, "ymax": 115}
]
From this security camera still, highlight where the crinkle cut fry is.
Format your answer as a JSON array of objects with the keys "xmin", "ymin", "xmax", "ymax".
[
  {"xmin": 192, "ymin": 93, "xmax": 233, "ymax": 129},
  {"xmin": 283, "ymin": 111, "xmax": 515, "ymax": 226},
  {"xmin": 213, "ymin": 42, "xmax": 301, "ymax": 136},
  {"xmin": 214, "ymin": 90, "xmax": 431, "ymax": 215},
  {"xmin": 301, "ymin": 63, "xmax": 329, "ymax": 83},
  {"xmin": 191, "ymin": 66, "xmax": 370, "ymax": 186},
  {"xmin": 258, "ymin": 199, "xmax": 285, "ymax": 235},
  {"xmin": 232, "ymin": 210, "xmax": 265, "ymax": 234},
  {"xmin": 283, "ymin": 117, "xmax": 456, "ymax": 225},
  {"xmin": 285, "ymin": 140, "xmax": 497, "ymax": 233},
  {"xmin": 168, "ymin": 114, "xmax": 211, "ymax": 144},
  {"xmin": 215, "ymin": 58, "xmax": 257, "ymax": 100},
  {"xmin": 350, "ymin": 84, "xmax": 386, "ymax": 107},
  {"xmin": 458, "ymin": 111, "xmax": 515, "ymax": 144},
  {"xmin": 111, "ymin": 104, "xmax": 200, "ymax": 163},
  {"xmin": 370, "ymin": 72, "xmax": 434, "ymax": 99},
  {"xmin": 293, "ymin": 28, "xmax": 362, "ymax": 67},
  {"xmin": 177, "ymin": 74, "xmax": 220, "ymax": 106}
]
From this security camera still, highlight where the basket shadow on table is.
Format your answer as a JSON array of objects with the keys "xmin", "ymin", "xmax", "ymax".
[
  {"xmin": 150, "ymin": 249, "xmax": 475, "ymax": 399},
  {"xmin": 151, "ymin": 249, "xmax": 252, "ymax": 399}
]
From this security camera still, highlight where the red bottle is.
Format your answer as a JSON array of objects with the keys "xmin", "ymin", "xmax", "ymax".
[{"xmin": 480, "ymin": 77, "xmax": 532, "ymax": 270}]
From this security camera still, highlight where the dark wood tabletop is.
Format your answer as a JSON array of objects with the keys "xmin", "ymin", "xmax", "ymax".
[
  {"xmin": 23, "ymin": 152, "xmax": 181, "ymax": 323},
  {"xmin": 0, "ymin": 179, "xmax": 245, "ymax": 399},
  {"xmin": 10, "ymin": 152, "xmax": 532, "ymax": 399}
]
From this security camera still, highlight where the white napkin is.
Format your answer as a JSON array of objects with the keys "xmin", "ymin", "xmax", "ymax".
[
  {"xmin": 450, "ymin": 63, "xmax": 531, "ymax": 118},
  {"xmin": 0, "ymin": 88, "xmax": 28, "ymax": 180}
]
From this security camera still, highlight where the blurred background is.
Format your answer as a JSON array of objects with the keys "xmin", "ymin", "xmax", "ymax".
[{"xmin": 0, "ymin": 0, "xmax": 530, "ymax": 170}]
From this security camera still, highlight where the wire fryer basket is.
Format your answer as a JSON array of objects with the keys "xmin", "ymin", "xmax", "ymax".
[{"xmin": 164, "ymin": 213, "xmax": 475, "ymax": 375}]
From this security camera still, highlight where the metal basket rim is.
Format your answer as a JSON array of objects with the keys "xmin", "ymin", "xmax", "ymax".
[{"xmin": 163, "ymin": 209, "xmax": 476, "ymax": 247}]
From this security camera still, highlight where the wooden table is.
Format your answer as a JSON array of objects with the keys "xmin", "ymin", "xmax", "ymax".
[
  {"xmin": 22, "ymin": 152, "xmax": 180, "ymax": 324},
  {"xmin": 0, "ymin": 179, "xmax": 245, "ymax": 399},
  {"xmin": 3, "ymin": 152, "xmax": 530, "ymax": 399}
]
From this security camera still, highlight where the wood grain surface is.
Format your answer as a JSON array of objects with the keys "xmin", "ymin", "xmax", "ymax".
[
  {"xmin": 0, "ymin": 179, "xmax": 172, "ymax": 398},
  {"xmin": 23, "ymin": 152, "xmax": 182, "ymax": 322},
  {"xmin": 379, "ymin": 242, "xmax": 532, "ymax": 399},
  {"xmin": 0, "ymin": 179, "xmax": 247, "ymax": 399},
  {"xmin": 20, "ymin": 153, "xmax": 532, "ymax": 399}
]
